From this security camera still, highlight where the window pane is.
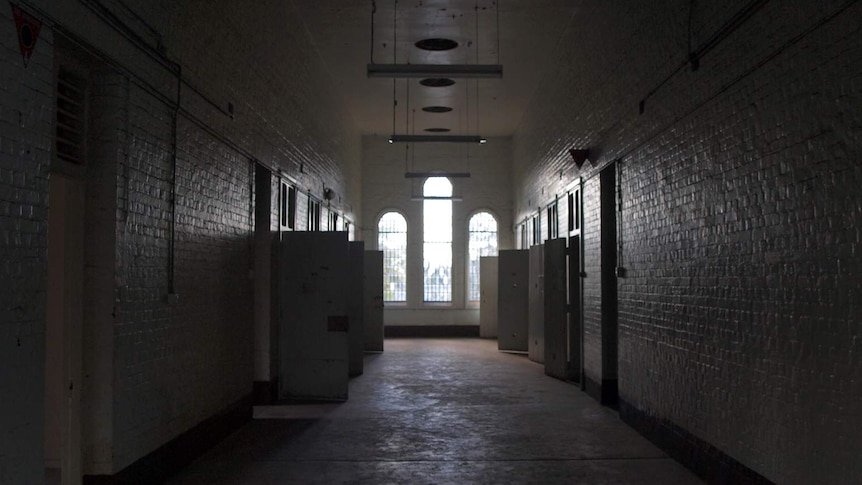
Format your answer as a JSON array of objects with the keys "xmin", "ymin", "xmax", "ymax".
[
  {"xmin": 468, "ymin": 212, "xmax": 498, "ymax": 301},
  {"xmin": 378, "ymin": 212, "xmax": 407, "ymax": 302},
  {"xmin": 423, "ymin": 177, "xmax": 452, "ymax": 302}
]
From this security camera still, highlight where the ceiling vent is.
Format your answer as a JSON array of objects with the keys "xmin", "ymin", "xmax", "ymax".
[
  {"xmin": 415, "ymin": 38, "xmax": 459, "ymax": 51},
  {"xmin": 420, "ymin": 78, "xmax": 456, "ymax": 87}
]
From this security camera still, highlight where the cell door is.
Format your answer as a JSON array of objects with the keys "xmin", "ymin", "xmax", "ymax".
[
  {"xmin": 363, "ymin": 250, "xmax": 384, "ymax": 352},
  {"xmin": 566, "ymin": 235, "xmax": 584, "ymax": 383},
  {"xmin": 600, "ymin": 165, "xmax": 619, "ymax": 406},
  {"xmin": 348, "ymin": 241, "xmax": 365, "ymax": 376},
  {"xmin": 528, "ymin": 244, "xmax": 545, "ymax": 363},
  {"xmin": 279, "ymin": 231, "xmax": 350, "ymax": 401},
  {"xmin": 544, "ymin": 238, "xmax": 568, "ymax": 379},
  {"xmin": 497, "ymin": 250, "xmax": 529, "ymax": 352},
  {"xmin": 479, "ymin": 256, "xmax": 498, "ymax": 338}
]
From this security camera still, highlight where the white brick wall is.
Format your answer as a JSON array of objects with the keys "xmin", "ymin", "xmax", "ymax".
[
  {"xmin": 102, "ymin": 0, "xmax": 360, "ymax": 472},
  {"xmin": 0, "ymin": 3, "xmax": 53, "ymax": 482},
  {"xmin": 361, "ymin": 135, "xmax": 514, "ymax": 323},
  {"xmin": 1, "ymin": 0, "xmax": 361, "ymax": 479},
  {"xmin": 581, "ymin": 175, "xmax": 603, "ymax": 387},
  {"xmin": 514, "ymin": 1, "xmax": 862, "ymax": 483}
]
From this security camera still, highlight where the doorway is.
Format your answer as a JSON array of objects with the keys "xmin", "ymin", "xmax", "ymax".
[
  {"xmin": 253, "ymin": 165, "xmax": 273, "ymax": 403},
  {"xmin": 599, "ymin": 164, "xmax": 619, "ymax": 407},
  {"xmin": 567, "ymin": 233, "xmax": 582, "ymax": 383},
  {"xmin": 45, "ymin": 173, "xmax": 84, "ymax": 484},
  {"xmin": 565, "ymin": 186, "xmax": 584, "ymax": 384}
]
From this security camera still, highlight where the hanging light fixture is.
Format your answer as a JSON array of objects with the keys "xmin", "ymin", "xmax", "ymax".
[
  {"xmin": 404, "ymin": 171, "xmax": 471, "ymax": 178},
  {"xmin": 389, "ymin": 134, "xmax": 486, "ymax": 144},
  {"xmin": 368, "ymin": 63, "xmax": 502, "ymax": 79}
]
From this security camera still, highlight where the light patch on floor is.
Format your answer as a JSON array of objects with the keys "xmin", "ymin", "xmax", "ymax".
[{"xmin": 168, "ymin": 338, "xmax": 703, "ymax": 484}]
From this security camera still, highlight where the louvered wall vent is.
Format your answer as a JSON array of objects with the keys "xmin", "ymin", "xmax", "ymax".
[{"xmin": 55, "ymin": 68, "xmax": 86, "ymax": 165}]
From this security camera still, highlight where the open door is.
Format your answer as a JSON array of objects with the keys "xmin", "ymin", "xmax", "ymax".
[
  {"xmin": 348, "ymin": 241, "xmax": 365, "ymax": 376},
  {"xmin": 363, "ymin": 250, "xmax": 384, "ymax": 352},
  {"xmin": 278, "ymin": 231, "xmax": 349, "ymax": 401},
  {"xmin": 479, "ymin": 256, "xmax": 498, "ymax": 338},
  {"xmin": 253, "ymin": 166, "xmax": 273, "ymax": 403},
  {"xmin": 544, "ymin": 238, "xmax": 568, "ymax": 379},
  {"xmin": 528, "ymin": 244, "xmax": 545, "ymax": 363},
  {"xmin": 599, "ymin": 165, "xmax": 619, "ymax": 406},
  {"xmin": 497, "ymin": 250, "xmax": 529, "ymax": 352},
  {"xmin": 567, "ymin": 235, "xmax": 583, "ymax": 383}
]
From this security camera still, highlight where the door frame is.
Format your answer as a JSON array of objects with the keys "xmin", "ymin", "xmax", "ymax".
[
  {"xmin": 566, "ymin": 180, "xmax": 585, "ymax": 386},
  {"xmin": 45, "ymin": 172, "xmax": 85, "ymax": 484}
]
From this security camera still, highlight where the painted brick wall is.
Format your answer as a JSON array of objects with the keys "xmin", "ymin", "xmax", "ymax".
[
  {"xmin": 2, "ymin": 0, "xmax": 361, "ymax": 479},
  {"xmin": 154, "ymin": 0, "xmax": 362, "ymax": 220},
  {"xmin": 98, "ymin": 0, "xmax": 360, "ymax": 472},
  {"xmin": 361, "ymin": 135, "xmax": 514, "ymax": 323},
  {"xmin": 108, "ymin": 80, "xmax": 256, "ymax": 469},
  {"xmin": 0, "ymin": 4, "xmax": 53, "ymax": 482},
  {"xmin": 581, "ymin": 175, "xmax": 602, "ymax": 386},
  {"xmin": 513, "ymin": 1, "xmax": 862, "ymax": 483}
]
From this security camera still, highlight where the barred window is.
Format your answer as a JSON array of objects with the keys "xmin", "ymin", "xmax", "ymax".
[
  {"xmin": 307, "ymin": 196, "xmax": 321, "ymax": 231},
  {"xmin": 328, "ymin": 210, "xmax": 338, "ymax": 231},
  {"xmin": 423, "ymin": 177, "xmax": 452, "ymax": 302},
  {"xmin": 378, "ymin": 212, "xmax": 407, "ymax": 302},
  {"xmin": 467, "ymin": 212, "xmax": 498, "ymax": 302},
  {"xmin": 520, "ymin": 223, "xmax": 527, "ymax": 249},
  {"xmin": 532, "ymin": 214, "xmax": 541, "ymax": 245},
  {"xmin": 547, "ymin": 200, "xmax": 559, "ymax": 240}
]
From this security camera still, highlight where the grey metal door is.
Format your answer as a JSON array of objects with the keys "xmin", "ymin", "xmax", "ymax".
[
  {"xmin": 544, "ymin": 237, "xmax": 568, "ymax": 379},
  {"xmin": 348, "ymin": 241, "xmax": 365, "ymax": 376},
  {"xmin": 363, "ymin": 250, "xmax": 384, "ymax": 352},
  {"xmin": 279, "ymin": 231, "xmax": 349, "ymax": 401},
  {"xmin": 479, "ymin": 256, "xmax": 498, "ymax": 338},
  {"xmin": 528, "ymin": 244, "xmax": 545, "ymax": 363},
  {"xmin": 568, "ymin": 234, "xmax": 583, "ymax": 383},
  {"xmin": 497, "ymin": 250, "xmax": 529, "ymax": 352}
]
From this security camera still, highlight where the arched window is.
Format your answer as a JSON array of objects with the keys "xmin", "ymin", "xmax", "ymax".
[
  {"xmin": 378, "ymin": 212, "xmax": 407, "ymax": 302},
  {"xmin": 467, "ymin": 212, "xmax": 498, "ymax": 301},
  {"xmin": 423, "ymin": 177, "xmax": 452, "ymax": 302}
]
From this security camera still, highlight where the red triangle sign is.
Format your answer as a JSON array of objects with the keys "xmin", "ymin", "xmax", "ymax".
[{"xmin": 11, "ymin": 3, "xmax": 42, "ymax": 67}]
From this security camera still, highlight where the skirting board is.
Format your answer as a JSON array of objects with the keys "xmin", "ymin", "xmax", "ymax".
[
  {"xmin": 83, "ymin": 393, "xmax": 253, "ymax": 485},
  {"xmin": 583, "ymin": 375, "xmax": 618, "ymax": 409},
  {"xmin": 384, "ymin": 325, "xmax": 479, "ymax": 338},
  {"xmin": 619, "ymin": 399, "xmax": 775, "ymax": 485},
  {"xmin": 254, "ymin": 380, "xmax": 276, "ymax": 405}
]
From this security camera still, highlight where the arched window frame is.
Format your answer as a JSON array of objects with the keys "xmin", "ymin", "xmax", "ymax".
[
  {"xmin": 423, "ymin": 177, "xmax": 453, "ymax": 303},
  {"xmin": 467, "ymin": 210, "xmax": 499, "ymax": 303},
  {"xmin": 377, "ymin": 210, "xmax": 408, "ymax": 303}
]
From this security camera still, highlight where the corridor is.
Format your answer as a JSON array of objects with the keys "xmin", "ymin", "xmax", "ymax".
[{"xmin": 168, "ymin": 339, "xmax": 702, "ymax": 484}]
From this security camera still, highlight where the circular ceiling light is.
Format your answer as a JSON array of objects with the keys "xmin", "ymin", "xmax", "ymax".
[
  {"xmin": 415, "ymin": 38, "xmax": 459, "ymax": 51},
  {"xmin": 422, "ymin": 106, "xmax": 454, "ymax": 113},
  {"xmin": 425, "ymin": 128, "xmax": 451, "ymax": 133},
  {"xmin": 420, "ymin": 78, "xmax": 456, "ymax": 87}
]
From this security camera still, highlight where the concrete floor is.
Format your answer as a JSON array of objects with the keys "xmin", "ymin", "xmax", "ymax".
[{"xmin": 168, "ymin": 338, "xmax": 703, "ymax": 484}]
